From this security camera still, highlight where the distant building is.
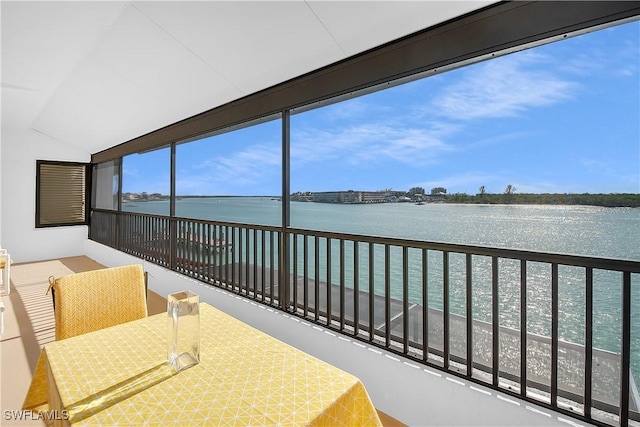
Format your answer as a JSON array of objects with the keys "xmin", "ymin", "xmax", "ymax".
[
  {"xmin": 292, "ymin": 189, "xmax": 407, "ymax": 204},
  {"xmin": 360, "ymin": 191, "xmax": 387, "ymax": 203}
]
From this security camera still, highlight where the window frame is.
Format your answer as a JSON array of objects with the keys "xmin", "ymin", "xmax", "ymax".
[
  {"xmin": 35, "ymin": 160, "xmax": 91, "ymax": 228},
  {"xmin": 91, "ymin": 159, "xmax": 121, "ymax": 212}
]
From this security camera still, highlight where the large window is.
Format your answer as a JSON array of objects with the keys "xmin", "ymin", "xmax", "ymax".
[
  {"xmin": 36, "ymin": 160, "xmax": 89, "ymax": 227},
  {"xmin": 175, "ymin": 117, "xmax": 282, "ymax": 225},
  {"xmin": 91, "ymin": 159, "xmax": 120, "ymax": 210},
  {"xmin": 121, "ymin": 148, "xmax": 171, "ymax": 216}
]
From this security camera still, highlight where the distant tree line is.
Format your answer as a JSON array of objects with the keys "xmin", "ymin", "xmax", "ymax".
[{"xmin": 445, "ymin": 188, "xmax": 640, "ymax": 207}]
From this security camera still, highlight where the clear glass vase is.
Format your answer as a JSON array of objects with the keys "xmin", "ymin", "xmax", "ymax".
[{"xmin": 167, "ymin": 291, "xmax": 200, "ymax": 372}]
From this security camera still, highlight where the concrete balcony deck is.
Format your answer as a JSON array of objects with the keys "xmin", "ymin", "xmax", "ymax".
[{"xmin": 1, "ymin": 255, "xmax": 590, "ymax": 426}]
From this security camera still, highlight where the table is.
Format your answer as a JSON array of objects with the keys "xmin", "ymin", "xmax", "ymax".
[{"xmin": 24, "ymin": 303, "xmax": 382, "ymax": 426}]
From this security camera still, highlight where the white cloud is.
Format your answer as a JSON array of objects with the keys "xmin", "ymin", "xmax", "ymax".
[
  {"xmin": 176, "ymin": 175, "xmax": 218, "ymax": 194},
  {"xmin": 561, "ymin": 29, "xmax": 639, "ymax": 78},
  {"xmin": 288, "ymin": 51, "xmax": 587, "ymax": 171},
  {"xmin": 614, "ymin": 66, "xmax": 637, "ymax": 77},
  {"xmin": 185, "ymin": 143, "xmax": 281, "ymax": 191},
  {"xmin": 291, "ymin": 122, "xmax": 456, "ymax": 167},
  {"xmin": 431, "ymin": 52, "xmax": 579, "ymax": 120},
  {"xmin": 472, "ymin": 131, "xmax": 537, "ymax": 150},
  {"xmin": 558, "ymin": 53, "xmax": 604, "ymax": 76}
]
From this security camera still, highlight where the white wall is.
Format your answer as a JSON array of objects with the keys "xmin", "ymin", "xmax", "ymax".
[
  {"xmin": 84, "ymin": 239, "xmax": 583, "ymax": 427},
  {"xmin": 1, "ymin": 130, "xmax": 90, "ymax": 262},
  {"xmin": 0, "ymin": 128, "xmax": 3, "ymax": 248}
]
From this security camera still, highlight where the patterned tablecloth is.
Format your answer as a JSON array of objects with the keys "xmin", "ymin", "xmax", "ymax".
[{"xmin": 24, "ymin": 303, "xmax": 382, "ymax": 426}]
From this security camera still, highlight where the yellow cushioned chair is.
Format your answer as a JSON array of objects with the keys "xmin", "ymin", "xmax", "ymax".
[{"xmin": 49, "ymin": 264, "xmax": 148, "ymax": 340}]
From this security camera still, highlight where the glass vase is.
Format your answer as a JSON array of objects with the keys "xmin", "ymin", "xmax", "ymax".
[{"xmin": 167, "ymin": 291, "xmax": 200, "ymax": 372}]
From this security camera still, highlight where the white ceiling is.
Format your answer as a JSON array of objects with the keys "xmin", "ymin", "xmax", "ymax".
[{"xmin": 1, "ymin": 1, "xmax": 495, "ymax": 155}]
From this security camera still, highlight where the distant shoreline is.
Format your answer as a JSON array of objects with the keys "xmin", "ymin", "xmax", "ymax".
[
  {"xmin": 442, "ymin": 192, "xmax": 640, "ymax": 208},
  {"xmin": 122, "ymin": 193, "xmax": 640, "ymax": 208}
]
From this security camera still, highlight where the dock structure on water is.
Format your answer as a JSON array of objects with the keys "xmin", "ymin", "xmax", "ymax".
[{"xmin": 200, "ymin": 261, "xmax": 639, "ymax": 421}]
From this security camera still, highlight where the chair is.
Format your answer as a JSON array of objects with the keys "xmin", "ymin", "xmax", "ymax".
[{"xmin": 48, "ymin": 264, "xmax": 148, "ymax": 340}]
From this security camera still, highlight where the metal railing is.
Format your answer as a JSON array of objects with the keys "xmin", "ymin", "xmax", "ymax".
[{"xmin": 90, "ymin": 209, "xmax": 640, "ymax": 427}]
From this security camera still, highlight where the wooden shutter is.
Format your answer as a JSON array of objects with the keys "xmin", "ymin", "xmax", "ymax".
[{"xmin": 36, "ymin": 161, "xmax": 89, "ymax": 227}]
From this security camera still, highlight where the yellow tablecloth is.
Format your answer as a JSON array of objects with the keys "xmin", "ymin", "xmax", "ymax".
[{"xmin": 24, "ymin": 303, "xmax": 382, "ymax": 426}]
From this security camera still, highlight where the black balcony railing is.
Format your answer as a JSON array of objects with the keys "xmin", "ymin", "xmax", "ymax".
[{"xmin": 90, "ymin": 209, "xmax": 640, "ymax": 427}]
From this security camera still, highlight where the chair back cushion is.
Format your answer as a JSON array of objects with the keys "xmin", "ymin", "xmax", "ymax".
[{"xmin": 53, "ymin": 264, "xmax": 148, "ymax": 340}]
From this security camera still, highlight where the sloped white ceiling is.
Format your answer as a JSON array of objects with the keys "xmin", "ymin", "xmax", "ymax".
[{"xmin": 1, "ymin": 1, "xmax": 495, "ymax": 154}]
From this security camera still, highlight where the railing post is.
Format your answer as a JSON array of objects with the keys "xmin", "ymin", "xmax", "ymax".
[
  {"xmin": 238, "ymin": 228, "xmax": 244, "ymax": 292},
  {"xmin": 551, "ymin": 263, "xmax": 559, "ymax": 407},
  {"xmin": 620, "ymin": 271, "xmax": 631, "ymax": 427},
  {"xmin": 243, "ymin": 229, "xmax": 250, "ymax": 289},
  {"xmin": 385, "ymin": 244, "xmax": 391, "ymax": 348},
  {"xmin": 315, "ymin": 237, "xmax": 320, "ymax": 322},
  {"xmin": 369, "ymin": 242, "xmax": 375, "ymax": 342},
  {"xmin": 115, "ymin": 211, "xmax": 122, "ymax": 251},
  {"xmin": 466, "ymin": 253, "xmax": 473, "ymax": 378},
  {"xmin": 520, "ymin": 260, "xmax": 527, "ymax": 398},
  {"xmin": 326, "ymin": 237, "xmax": 332, "ymax": 326},
  {"xmin": 169, "ymin": 219, "xmax": 176, "ymax": 271},
  {"xmin": 261, "ymin": 230, "xmax": 267, "ymax": 302},
  {"xmin": 304, "ymin": 235, "xmax": 309, "ymax": 317},
  {"xmin": 339, "ymin": 239, "xmax": 345, "ymax": 330},
  {"xmin": 293, "ymin": 233, "xmax": 298, "ymax": 310},
  {"xmin": 585, "ymin": 267, "xmax": 593, "ymax": 420},
  {"xmin": 422, "ymin": 249, "xmax": 429, "ymax": 363},
  {"xmin": 354, "ymin": 242, "xmax": 359, "ymax": 336},
  {"xmin": 443, "ymin": 251, "xmax": 450, "ymax": 370},
  {"xmin": 231, "ymin": 228, "xmax": 236, "ymax": 289},
  {"xmin": 492, "ymin": 256, "xmax": 499, "ymax": 387},
  {"xmin": 403, "ymin": 246, "xmax": 409, "ymax": 354},
  {"xmin": 269, "ymin": 231, "xmax": 275, "ymax": 300}
]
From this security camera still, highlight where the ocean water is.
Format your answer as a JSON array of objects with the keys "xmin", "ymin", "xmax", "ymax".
[
  {"xmin": 144, "ymin": 197, "xmax": 639, "ymax": 260},
  {"xmin": 125, "ymin": 198, "xmax": 640, "ymax": 379}
]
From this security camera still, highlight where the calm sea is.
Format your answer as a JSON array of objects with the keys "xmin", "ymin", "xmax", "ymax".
[{"xmin": 125, "ymin": 198, "xmax": 640, "ymax": 378}]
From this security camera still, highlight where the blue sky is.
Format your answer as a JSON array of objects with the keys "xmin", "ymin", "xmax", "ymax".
[{"xmin": 124, "ymin": 20, "xmax": 639, "ymax": 196}]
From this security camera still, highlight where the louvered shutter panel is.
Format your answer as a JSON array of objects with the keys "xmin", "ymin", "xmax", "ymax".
[{"xmin": 37, "ymin": 162, "xmax": 88, "ymax": 226}]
